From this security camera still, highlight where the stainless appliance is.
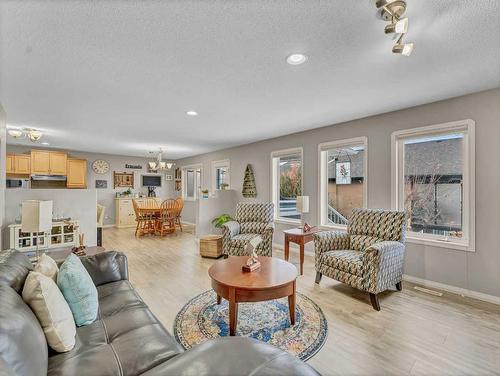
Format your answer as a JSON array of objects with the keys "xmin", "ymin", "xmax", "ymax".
[
  {"xmin": 31, "ymin": 175, "xmax": 67, "ymax": 181},
  {"xmin": 6, "ymin": 178, "xmax": 30, "ymax": 188}
]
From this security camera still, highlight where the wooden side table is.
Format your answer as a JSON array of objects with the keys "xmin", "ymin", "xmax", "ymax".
[{"xmin": 283, "ymin": 228, "xmax": 321, "ymax": 275}]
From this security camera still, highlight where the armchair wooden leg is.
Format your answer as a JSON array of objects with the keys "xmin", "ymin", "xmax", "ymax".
[
  {"xmin": 223, "ymin": 254, "xmax": 228, "ymax": 259},
  {"xmin": 315, "ymin": 272, "xmax": 322, "ymax": 284},
  {"xmin": 396, "ymin": 281, "xmax": 402, "ymax": 291},
  {"xmin": 369, "ymin": 293, "xmax": 380, "ymax": 311}
]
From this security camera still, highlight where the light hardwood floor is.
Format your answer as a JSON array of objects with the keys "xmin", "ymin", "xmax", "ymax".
[{"xmin": 103, "ymin": 227, "xmax": 500, "ymax": 376}]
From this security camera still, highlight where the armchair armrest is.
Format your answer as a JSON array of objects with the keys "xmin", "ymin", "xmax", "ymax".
[
  {"xmin": 221, "ymin": 221, "xmax": 240, "ymax": 239},
  {"xmin": 363, "ymin": 241, "xmax": 405, "ymax": 293},
  {"xmin": 80, "ymin": 251, "xmax": 128, "ymax": 287},
  {"xmin": 313, "ymin": 231, "xmax": 350, "ymax": 257},
  {"xmin": 264, "ymin": 222, "xmax": 274, "ymax": 233}
]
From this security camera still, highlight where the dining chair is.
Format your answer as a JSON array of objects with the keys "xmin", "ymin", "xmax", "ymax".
[
  {"xmin": 174, "ymin": 198, "xmax": 184, "ymax": 232},
  {"xmin": 157, "ymin": 199, "xmax": 176, "ymax": 236},
  {"xmin": 143, "ymin": 198, "xmax": 159, "ymax": 209},
  {"xmin": 132, "ymin": 199, "xmax": 156, "ymax": 237}
]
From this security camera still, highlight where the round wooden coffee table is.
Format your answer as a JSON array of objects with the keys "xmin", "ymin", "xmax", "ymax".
[{"xmin": 208, "ymin": 256, "xmax": 297, "ymax": 336}]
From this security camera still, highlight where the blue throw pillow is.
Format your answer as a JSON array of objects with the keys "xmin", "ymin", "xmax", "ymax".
[{"xmin": 57, "ymin": 253, "xmax": 98, "ymax": 326}]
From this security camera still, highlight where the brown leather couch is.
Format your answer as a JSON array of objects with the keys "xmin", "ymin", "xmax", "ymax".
[{"xmin": 0, "ymin": 250, "xmax": 320, "ymax": 376}]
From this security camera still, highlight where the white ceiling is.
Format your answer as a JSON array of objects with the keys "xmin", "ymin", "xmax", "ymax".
[{"xmin": 1, "ymin": 0, "xmax": 499, "ymax": 159}]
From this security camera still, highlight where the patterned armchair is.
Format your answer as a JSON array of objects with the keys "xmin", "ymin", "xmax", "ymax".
[
  {"xmin": 314, "ymin": 208, "xmax": 406, "ymax": 311},
  {"xmin": 221, "ymin": 202, "xmax": 274, "ymax": 257}
]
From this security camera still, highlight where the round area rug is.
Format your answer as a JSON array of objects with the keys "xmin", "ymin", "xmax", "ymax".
[{"xmin": 173, "ymin": 290, "xmax": 327, "ymax": 361}]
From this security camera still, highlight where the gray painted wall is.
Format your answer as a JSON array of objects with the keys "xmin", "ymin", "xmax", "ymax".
[
  {"xmin": 175, "ymin": 88, "xmax": 500, "ymax": 298},
  {"xmin": 6, "ymin": 146, "xmax": 176, "ymax": 226},
  {"xmin": 0, "ymin": 106, "xmax": 6, "ymax": 248}
]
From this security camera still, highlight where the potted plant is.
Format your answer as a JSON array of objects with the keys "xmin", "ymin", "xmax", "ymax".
[
  {"xmin": 201, "ymin": 189, "xmax": 209, "ymax": 199},
  {"xmin": 220, "ymin": 183, "xmax": 229, "ymax": 190},
  {"xmin": 211, "ymin": 214, "xmax": 234, "ymax": 232}
]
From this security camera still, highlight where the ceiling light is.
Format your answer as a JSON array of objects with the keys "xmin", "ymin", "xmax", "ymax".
[
  {"xmin": 7, "ymin": 129, "xmax": 24, "ymax": 138},
  {"xmin": 385, "ymin": 17, "xmax": 408, "ymax": 34},
  {"xmin": 41, "ymin": 142, "xmax": 50, "ymax": 146},
  {"xmin": 27, "ymin": 129, "xmax": 43, "ymax": 142},
  {"xmin": 186, "ymin": 111, "xmax": 198, "ymax": 116},
  {"xmin": 148, "ymin": 149, "xmax": 174, "ymax": 171},
  {"xmin": 393, "ymin": 42, "xmax": 414, "ymax": 56},
  {"xmin": 286, "ymin": 53, "xmax": 308, "ymax": 65}
]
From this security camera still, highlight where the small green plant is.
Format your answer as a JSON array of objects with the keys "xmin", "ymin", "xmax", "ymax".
[{"xmin": 212, "ymin": 214, "xmax": 234, "ymax": 228}]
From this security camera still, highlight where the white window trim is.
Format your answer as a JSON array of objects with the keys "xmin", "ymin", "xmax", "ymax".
[
  {"xmin": 181, "ymin": 163, "xmax": 203, "ymax": 201},
  {"xmin": 317, "ymin": 136, "xmax": 368, "ymax": 230},
  {"xmin": 270, "ymin": 147, "xmax": 303, "ymax": 224},
  {"xmin": 211, "ymin": 159, "xmax": 230, "ymax": 193},
  {"xmin": 391, "ymin": 119, "xmax": 475, "ymax": 252}
]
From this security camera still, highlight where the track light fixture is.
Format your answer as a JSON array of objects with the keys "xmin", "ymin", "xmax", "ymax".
[{"xmin": 375, "ymin": 0, "xmax": 414, "ymax": 56}]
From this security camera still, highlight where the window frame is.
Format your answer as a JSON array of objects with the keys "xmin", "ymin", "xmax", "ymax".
[
  {"xmin": 181, "ymin": 163, "xmax": 203, "ymax": 201},
  {"xmin": 270, "ymin": 147, "xmax": 304, "ymax": 224},
  {"xmin": 391, "ymin": 119, "xmax": 475, "ymax": 252},
  {"xmin": 318, "ymin": 136, "xmax": 368, "ymax": 230},
  {"xmin": 211, "ymin": 159, "xmax": 230, "ymax": 193}
]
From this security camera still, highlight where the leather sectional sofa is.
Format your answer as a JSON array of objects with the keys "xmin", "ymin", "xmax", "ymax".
[{"xmin": 0, "ymin": 250, "xmax": 320, "ymax": 376}]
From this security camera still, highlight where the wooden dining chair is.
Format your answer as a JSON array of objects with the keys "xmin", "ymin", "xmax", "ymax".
[
  {"xmin": 143, "ymin": 198, "xmax": 159, "ymax": 209},
  {"xmin": 174, "ymin": 197, "xmax": 184, "ymax": 232},
  {"xmin": 133, "ymin": 199, "xmax": 156, "ymax": 237},
  {"xmin": 157, "ymin": 199, "xmax": 176, "ymax": 236}
]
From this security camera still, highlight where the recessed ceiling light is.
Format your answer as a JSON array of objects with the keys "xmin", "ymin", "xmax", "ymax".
[
  {"xmin": 286, "ymin": 53, "xmax": 308, "ymax": 65},
  {"xmin": 186, "ymin": 111, "xmax": 198, "ymax": 116}
]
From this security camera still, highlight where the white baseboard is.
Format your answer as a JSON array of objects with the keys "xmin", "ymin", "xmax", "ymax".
[
  {"xmin": 181, "ymin": 221, "xmax": 196, "ymax": 226},
  {"xmin": 403, "ymin": 274, "xmax": 500, "ymax": 305},
  {"xmin": 102, "ymin": 224, "xmax": 115, "ymax": 228}
]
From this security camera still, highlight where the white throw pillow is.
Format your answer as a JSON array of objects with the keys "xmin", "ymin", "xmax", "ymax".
[
  {"xmin": 34, "ymin": 254, "xmax": 59, "ymax": 281},
  {"xmin": 22, "ymin": 272, "xmax": 76, "ymax": 352}
]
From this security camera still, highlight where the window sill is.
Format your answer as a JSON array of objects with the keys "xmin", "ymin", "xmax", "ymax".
[
  {"xmin": 406, "ymin": 236, "xmax": 474, "ymax": 252},
  {"xmin": 274, "ymin": 218, "xmax": 301, "ymax": 226}
]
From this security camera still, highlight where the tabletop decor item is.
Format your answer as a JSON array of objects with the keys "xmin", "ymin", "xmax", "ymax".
[
  {"xmin": 173, "ymin": 289, "xmax": 327, "ymax": 361},
  {"xmin": 242, "ymin": 164, "xmax": 257, "ymax": 198},
  {"xmin": 242, "ymin": 236, "xmax": 262, "ymax": 272},
  {"xmin": 21, "ymin": 200, "xmax": 53, "ymax": 261},
  {"xmin": 296, "ymin": 195, "xmax": 310, "ymax": 232}
]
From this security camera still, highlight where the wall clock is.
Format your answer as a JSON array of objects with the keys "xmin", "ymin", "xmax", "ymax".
[{"xmin": 92, "ymin": 159, "xmax": 110, "ymax": 174}]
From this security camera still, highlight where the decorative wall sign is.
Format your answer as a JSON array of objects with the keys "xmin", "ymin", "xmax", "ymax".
[
  {"xmin": 336, "ymin": 162, "xmax": 351, "ymax": 185},
  {"xmin": 165, "ymin": 175, "xmax": 173, "ymax": 181},
  {"xmin": 125, "ymin": 164, "xmax": 142, "ymax": 169},
  {"xmin": 95, "ymin": 180, "xmax": 108, "ymax": 189},
  {"xmin": 242, "ymin": 164, "xmax": 257, "ymax": 198},
  {"xmin": 114, "ymin": 171, "xmax": 134, "ymax": 188}
]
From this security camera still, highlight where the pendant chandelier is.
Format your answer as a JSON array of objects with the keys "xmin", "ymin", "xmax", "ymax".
[
  {"xmin": 148, "ymin": 149, "xmax": 173, "ymax": 171},
  {"xmin": 376, "ymin": 0, "xmax": 414, "ymax": 57}
]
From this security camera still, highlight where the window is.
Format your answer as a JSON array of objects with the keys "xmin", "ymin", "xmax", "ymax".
[
  {"xmin": 271, "ymin": 148, "xmax": 303, "ymax": 222},
  {"xmin": 212, "ymin": 159, "xmax": 230, "ymax": 192},
  {"xmin": 392, "ymin": 120, "xmax": 475, "ymax": 251},
  {"xmin": 319, "ymin": 137, "xmax": 367, "ymax": 228},
  {"xmin": 182, "ymin": 165, "xmax": 202, "ymax": 200}
]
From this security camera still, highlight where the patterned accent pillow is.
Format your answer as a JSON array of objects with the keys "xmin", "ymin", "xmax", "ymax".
[
  {"xmin": 22, "ymin": 272, "xmax": 76, "ymax": 352},
  {"xmin": 57, "ymin": 254, "xmax": 98, "ymax": 326}
]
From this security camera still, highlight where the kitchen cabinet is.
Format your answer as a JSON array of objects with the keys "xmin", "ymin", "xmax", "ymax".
[
  {"xmin": 66, "ymin": 158, "xmax": 87, "ymax": 188},
  {"xmin": 31, "ymin": 150, "xmax": 67, "ymax": 175},
  {"xmin": 6, "ymin": 154, "xmax": 14, "ymax": 174},
  {"xmin": 6, "ymin": 154, "xmax": 30, "ymax": 175}
]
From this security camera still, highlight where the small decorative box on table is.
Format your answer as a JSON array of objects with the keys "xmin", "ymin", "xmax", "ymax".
[{"xmin": 199, "ymin": 235, "xmax": 223, "ymax": 258}]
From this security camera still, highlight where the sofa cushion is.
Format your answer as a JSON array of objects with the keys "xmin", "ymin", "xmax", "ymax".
[
  {"xmin": 22, "ymin": 272, "xmax": 77, "ymax": 352},
  {"xmin": 0, "ymin": 284, "xmax": 48, "ymax": 376},
  {"xmin": 141, "ymin": 337, "xmax": 320, "ymax": 376},
  {"xmin": 0, "ymin": 249, "xmax": 33, "ymax": 293},
  {"xmin": 34, "ymin": 254, "xmax": 59, "ymax": 281},
  {"xmin": 58, "ymin": 254, "xmax": 99, "ymax": 326},
  {"xmin": 48, "ymin": 280, "xmax": 183, "ymax": 376},
  {"xmin": 320, "ymin": 250, "xmax": 363, "ymax": 276}
]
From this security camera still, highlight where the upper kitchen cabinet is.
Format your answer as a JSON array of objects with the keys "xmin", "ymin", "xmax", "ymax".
[
  {"xmin": 31, "ymin": 150, "xmax": 67, "ymax": 175},
  {"xmin": 6, "ymin": 154, "xmax": 31, "ymax": 175},
  {"xmin": 66, "ymin": 158, "xmax": 87, "ymax": 188}
]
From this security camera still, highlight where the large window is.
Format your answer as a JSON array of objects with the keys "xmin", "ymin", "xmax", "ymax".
[
  {"xmin": 271, "ymin": 148, "xmax": 303, "ymax": 222},
  {"xmin": 392, "ymin": 120, "xmax": 475, "ymax": 251},
  {"xmin": 182, "ymin": 165, "xmax": 202, "ymax": 201},
  {"xmin": 319, "ymin": 137, "xmax": 367, "ymax": 228},
  {"xmin": 212, "ymin": 159, "xmax": 230, "ymax": 192}
]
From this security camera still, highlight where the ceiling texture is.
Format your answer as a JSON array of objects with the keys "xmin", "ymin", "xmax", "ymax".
[{"xmin": 1, "ymin": 0, "xmax": 499, "ymax": 159}]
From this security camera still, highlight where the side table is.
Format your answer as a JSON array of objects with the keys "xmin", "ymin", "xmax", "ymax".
[{"xmin": 283, "ymin": 228, "xmax": 321, "ymax": 275}]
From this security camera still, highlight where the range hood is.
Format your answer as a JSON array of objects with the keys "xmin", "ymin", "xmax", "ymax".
[{"xmin": 31, "ymin": 175, "xmax": 67, "ymax": 181}]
